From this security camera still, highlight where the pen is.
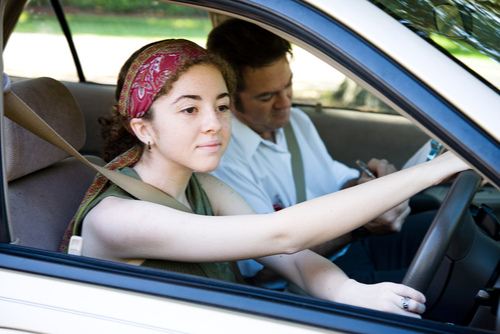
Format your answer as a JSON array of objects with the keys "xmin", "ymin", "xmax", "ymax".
[{"xmin": 355, "ymin": 159, "xmax": 377, "ymax": 179}]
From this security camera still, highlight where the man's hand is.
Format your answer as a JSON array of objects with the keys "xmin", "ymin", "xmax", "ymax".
[
  {"xmin": 365, "ymin": 201, "xmax": 411, "ymax": 234},
  {"xmin": 358, "ymin": 158, "xmax": 394, "ymax": 182},
  {"xmin": 357, "ymin": 158, "xmax": 411, "ymax": 234}
]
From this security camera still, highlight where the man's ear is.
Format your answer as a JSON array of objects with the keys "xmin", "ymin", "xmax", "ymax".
[{"xmin": 129, "ymin": 118, "xmax": 153, "ymax": 146}]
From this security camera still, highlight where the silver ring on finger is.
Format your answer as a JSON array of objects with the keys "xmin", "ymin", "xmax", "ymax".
[{"xmin": 402, "ymin": 296, "xmax": 410, "ymax": 310}]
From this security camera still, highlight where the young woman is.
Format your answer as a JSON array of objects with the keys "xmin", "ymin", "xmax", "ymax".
[{"xmin": 60, "ymin": 39, "xmax": 470, "ymax": 318}]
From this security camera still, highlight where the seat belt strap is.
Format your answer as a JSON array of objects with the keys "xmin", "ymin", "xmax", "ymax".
[{"xmin": 283, "ymin": 122, "xmax": 306, "ymax": 203}]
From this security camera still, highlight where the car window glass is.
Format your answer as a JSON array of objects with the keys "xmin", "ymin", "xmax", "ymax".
[
  {"xmin": 4, "ymin": 0, "xmax": 399, "ymax": 115},
  {"xmin": 372, "ymin": 0, "xmax": 500, "ymax": 91},
  {"xmin": 4, "ymin": 0, "xmax": 211, "ymax": 84},
  {"xmin": 290, "ymin": 47, "xmax": 396, "ymax": 114}
]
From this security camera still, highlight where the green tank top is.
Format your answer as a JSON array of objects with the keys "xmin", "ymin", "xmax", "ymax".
[{"xmin": 76, "ymin": 168, "xmax": 238, "ymax": 283}]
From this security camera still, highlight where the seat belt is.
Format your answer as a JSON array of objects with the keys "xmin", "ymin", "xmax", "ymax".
[
  {"xmin": 3, "ymin": 82, "xmax": 245, "ymax": 282},
  {"xmin": 283, "ymin": 122, "xmax": 306, "ymax": 203}
]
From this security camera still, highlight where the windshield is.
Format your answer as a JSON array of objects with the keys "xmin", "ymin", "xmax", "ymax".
[{"xmin": 371, "ymin": 0, "xmax": 500, "ymax": 90}]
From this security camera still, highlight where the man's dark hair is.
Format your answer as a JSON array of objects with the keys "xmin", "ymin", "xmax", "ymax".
[{"xmin": 207, "ymin": 19, "xmax": 292, "ymax": 107}]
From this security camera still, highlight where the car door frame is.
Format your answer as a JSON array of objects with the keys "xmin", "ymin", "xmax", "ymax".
[{"xmin": 0, "ymin": 0, "xmax": 499, "ymax": 333}]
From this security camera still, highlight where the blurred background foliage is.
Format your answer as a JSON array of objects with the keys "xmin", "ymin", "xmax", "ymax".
[
  {"xmin": 18, "ymin": 0, "xmax": 211, "ymax": 38},
  {"xmin": 27, "ymin": 0, "xmax": 207, "ymax": 16}
]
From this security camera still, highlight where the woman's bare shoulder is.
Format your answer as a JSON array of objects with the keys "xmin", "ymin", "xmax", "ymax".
[
  {"xmin": 84, "ymin": 196, "xmax": 137, "ymax": 233},
  {"xmin": 194, "ymin": 172, "xmax": 224, "ymax": 186},
  {"xmin": 195, "ymin": 172, "xmax": 255, "ymax": 215}
]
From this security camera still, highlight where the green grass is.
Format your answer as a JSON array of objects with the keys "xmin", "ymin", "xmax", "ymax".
[
  {"xmin": 430, "ymin": 34, "xmax": 490, "ymax": 59},
  {"xmin": 15, "ymin": 12, "xmax": 211, "ymax": 39}
]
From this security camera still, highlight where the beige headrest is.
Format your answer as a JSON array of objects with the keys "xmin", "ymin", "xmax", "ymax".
[{"xmin": 5, "ymin": 77, "xmax": 86, "ymax": 181}]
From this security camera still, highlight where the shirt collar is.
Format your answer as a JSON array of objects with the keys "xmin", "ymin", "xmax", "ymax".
[{"xmin": 230, "ymin": 114, "xmax": 288, "ymax": 161}]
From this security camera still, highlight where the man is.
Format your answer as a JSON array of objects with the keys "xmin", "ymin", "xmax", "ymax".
[{"xmin": 207, "ymin": 19, "xmax": 433, "ymax": 288}]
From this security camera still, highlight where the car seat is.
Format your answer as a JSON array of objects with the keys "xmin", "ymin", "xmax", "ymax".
[{"xmin": 5, "ymin": 77, "xmax": 105, "ymax": 251}]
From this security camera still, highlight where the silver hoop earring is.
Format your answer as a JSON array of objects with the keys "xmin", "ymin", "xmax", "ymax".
[{"xmin": 147, "ymin": 141, "xmax": 151, "ymax": 150}]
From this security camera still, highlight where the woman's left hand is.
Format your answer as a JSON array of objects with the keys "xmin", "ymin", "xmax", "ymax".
[{"xmin": 335, "ymin": 279, "xmax": 426, "ymax": 318}]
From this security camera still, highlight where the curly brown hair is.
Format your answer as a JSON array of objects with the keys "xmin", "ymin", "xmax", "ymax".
[{"xmin": 99, "ymin": 40, "xmax": 236, "ymax": 162}]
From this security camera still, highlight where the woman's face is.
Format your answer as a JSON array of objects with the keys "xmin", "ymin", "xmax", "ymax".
[{"xmin": 147, "ymin": 64, "xmax": 232, "ymax": 173}]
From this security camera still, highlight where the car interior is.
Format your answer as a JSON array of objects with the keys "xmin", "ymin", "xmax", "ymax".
[{"xmin": 3, "ymin": 1, "xmax": 500, "ymax": 332}]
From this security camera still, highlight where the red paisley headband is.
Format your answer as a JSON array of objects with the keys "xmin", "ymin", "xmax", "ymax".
[{"xmin": 118, "ymin": 39, "xmax": 210, "ymax": 121}]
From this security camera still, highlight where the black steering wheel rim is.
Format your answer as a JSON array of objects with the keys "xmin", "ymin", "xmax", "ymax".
[{"xmin": 402, "ymin": 170, "xmax": 482, "ymax": 293}]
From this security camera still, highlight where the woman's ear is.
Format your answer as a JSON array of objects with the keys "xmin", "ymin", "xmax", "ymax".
[{"xmin": 129, "ymin": 118, "xmax": 153, "ymax": 147}]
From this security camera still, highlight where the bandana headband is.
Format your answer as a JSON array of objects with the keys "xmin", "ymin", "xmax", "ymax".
[{"xmin": 118, "ymin": 39, "xmax": 210, "ymax": 121}]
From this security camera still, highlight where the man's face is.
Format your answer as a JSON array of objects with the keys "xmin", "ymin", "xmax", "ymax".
[{"xmin": 232, "ymin": 56, "xmax": 293, "ymax": 141}]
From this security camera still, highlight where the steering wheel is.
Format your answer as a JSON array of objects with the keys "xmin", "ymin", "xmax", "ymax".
[{"xmin": 402, "ymin": 170, "xmax": 482, "ymax": 294}]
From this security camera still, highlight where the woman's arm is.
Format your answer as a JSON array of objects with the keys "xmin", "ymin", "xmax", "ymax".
[
  {"xmin": 82, "ymin": 152, "xmax": 468, "ymax": 263},
  {"xmin": 257, "ymin": 251, "xmax": 425, "ymax": 317}
]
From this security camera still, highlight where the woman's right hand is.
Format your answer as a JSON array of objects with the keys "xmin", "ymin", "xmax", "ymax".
[{"xmin": 336, "ymin": 279, "xmax": 426, "ymax": 318}]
